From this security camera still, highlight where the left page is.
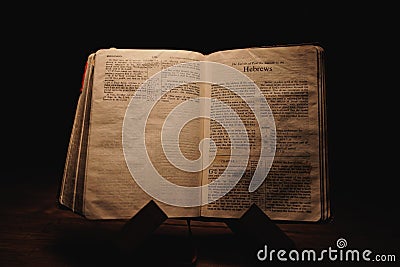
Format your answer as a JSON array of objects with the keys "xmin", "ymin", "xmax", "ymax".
[{"xmin": 83, "ymin": 48, "xmax": 206, "ymax": 219}]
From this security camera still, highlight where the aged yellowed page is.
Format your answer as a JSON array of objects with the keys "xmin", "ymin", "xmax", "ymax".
[
  {"xmin": 200, "ymin": 45, "xmax": 327, "ymax": 222},
  {"xmin": 83, "ymin": 49, "xmax": 205, "ymax": 219}
]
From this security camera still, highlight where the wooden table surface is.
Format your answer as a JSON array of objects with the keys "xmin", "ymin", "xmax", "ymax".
[{"xmin": 1, "ymin": 177, "xmax": 398, "ymax": 267}]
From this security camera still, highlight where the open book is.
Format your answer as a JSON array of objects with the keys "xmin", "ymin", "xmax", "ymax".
[{"xmin": 59, "ymin": 44, "xmax": 330, "ymax": 222}]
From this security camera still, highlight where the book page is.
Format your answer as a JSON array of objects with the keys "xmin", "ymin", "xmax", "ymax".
[
  {"xmin": 83, "ymin": 49, "xmax": 205, "ymax": 219},
  {"xmin": 200, "ymin": 45, "xmax": 325, "ymax": 222}
]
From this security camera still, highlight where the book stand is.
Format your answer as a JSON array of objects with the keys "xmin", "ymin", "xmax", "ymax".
[{"xmin": 115, "ymin": 200, "xmax": 295, "ymax": 265}]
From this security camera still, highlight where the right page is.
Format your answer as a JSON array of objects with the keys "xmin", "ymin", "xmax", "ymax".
[{"xmin": 200, "ymin": 44, "xmax": 329, "ymax": 222}]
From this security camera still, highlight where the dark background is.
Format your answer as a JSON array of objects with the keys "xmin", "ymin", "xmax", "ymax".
[{"xmin": 1, "ymin": 2, "xmax": 398, "ymax": 265}]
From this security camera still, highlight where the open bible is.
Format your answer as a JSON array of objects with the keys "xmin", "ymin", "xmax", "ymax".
[{"xmin": 59, "ymin": 44, "xmax": 330, "ymax": 222}]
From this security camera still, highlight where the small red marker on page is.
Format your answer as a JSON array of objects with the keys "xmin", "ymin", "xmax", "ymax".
[{"xmin": 80, "ymin": 61, "xmax": 88, "ymax": 93}]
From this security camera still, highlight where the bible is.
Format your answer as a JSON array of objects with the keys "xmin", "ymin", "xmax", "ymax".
[{"xmin": 58, "ymin": 44, "xmax": 330, "ymax": 222}]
